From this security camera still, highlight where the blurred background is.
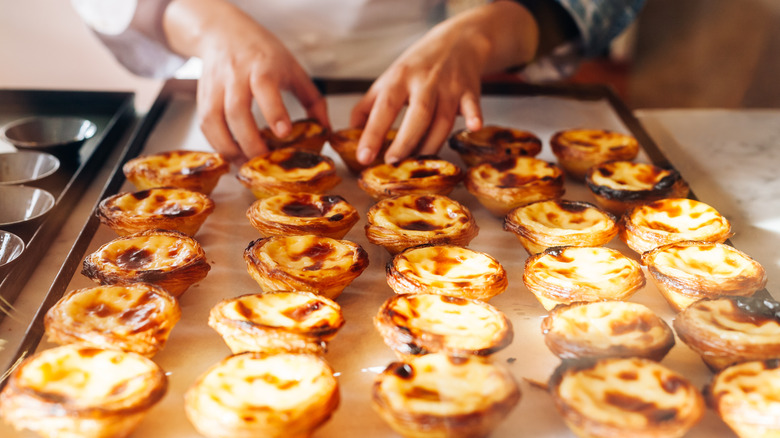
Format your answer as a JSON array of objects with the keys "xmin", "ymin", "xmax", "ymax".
[{"xmin": 1, "ymin": 0, "xmax": 779, "ymax": 111}]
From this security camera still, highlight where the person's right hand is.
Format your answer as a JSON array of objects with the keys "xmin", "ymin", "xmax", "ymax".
[{"xmin": 164, "ymin": 0, "xmax": 329, "ymax": 163}]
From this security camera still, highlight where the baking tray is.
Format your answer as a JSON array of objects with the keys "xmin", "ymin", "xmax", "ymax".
[
  {"xmin": 0, "ymin": 89, "xmax": 135, "ymax": 312},
  {"xmin": 0, "ymin": 79, "xmax": 768, "ymax": 437}
]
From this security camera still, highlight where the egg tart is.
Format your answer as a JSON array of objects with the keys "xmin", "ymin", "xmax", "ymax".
[
  {"xmin": 674, "ymin": 296, "xmax": 780, "ymax": 371},
  {"xmin": 372, "ymin": 353, "xmax": 520, "ymax": 438},
  {"xmin": 707, "ymin": 359, "xmax": 780, "ymax": 438},
  {"xmin": 465, "ymin": 156, "xmax": 566, "ymax": 217},
  {"xmin": 44, "ymin": 283, "xmax": 181, "ymax": 358},
  {"xmin": 541, "ymin": 301, "xmax": 675, "ymax": 362},
  {"xmin": 585, "ymin": 160, "xmax": 690, "ymax": 215},
  {"xmin": 549, "ymin": 357, "xmax": 704, "ymax": 438},
  {"xmin": 247, "ymin": 192, "xmax": 359, "ymax": 239},
  {"xmin": 620, "ymin": 198, "xmax": 732, "ymax": 254},
  {"xmin": 0, "ymin": 344, "xmax": 167, "ymax": 438},
  {"xmin": 237, "ymin": 147, "xmax": 341, "ymax": 199},
  {"xmin": 448, "ymin": 125, "xmax": 542, "ymax": 167},
  {"xmin": 550, "ymin": 129, "xmax": 640, "ymax": 181},
  {"xmin": 97, "ymin": 187, "xmax": 215, "ymax": 236},
  {"xmin": 504, "ymin": 199, "xmax": 618, "ymax": 255},
  {"xmin": 184, "ymin": 352, "xmax": 339, "ymax": 438},
  {"xmin": 374, "ymin": 293, "xmax": 513, "ymax": 361},
  {"xmin": 81, "ymin": 229, "xmax": 210, "ymax": 298},
  {"xmin": 642, "ymin": 241, "xmax": 766, "ymax": 312},
  {"xmin": 258, "ymin": 118, "xmax": 328, "ymax": 153},
  {"xmin": 386, "ymin": 244, "xmax": 507, "ymax": 301},
  {"xmin": 208, "ymin": 291, "xmax": 345, "ymax": 355},
  {"xmin": 329, "ymin": 127, "xmax": 397, "ymax": 174},
  {"xmin": 358, "ymin": 155, "xmax": 464, "ymax": 200},
  {"xmin": 365, "ymin": 194, "xmax": 479, "ymax": 255},
  {"xmin": 243, "ymin": 234, "xmax": 369, "ymax": 300},
  {"xmin": 523, "ymin": 246, "xmax": 645, "ymax": 311},
  {"xmin": 123, "ymin": 149, "xmax": 229, "ymax": 195}
]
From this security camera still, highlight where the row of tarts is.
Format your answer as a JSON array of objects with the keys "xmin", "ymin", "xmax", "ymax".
[{"xmin": 0, "ymin": 120, "xmax": 776, "ymax": 438}]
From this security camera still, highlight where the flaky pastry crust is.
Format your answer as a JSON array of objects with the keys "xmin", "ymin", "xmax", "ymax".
[
  {"xmin": 243, "ymin": 234, "xmax": 369, "ymax": 300},
  {"xmin": 365, "ymin": 194, "xmax": 479, "ymax": 255},
  {"xmin": 208, "ymin": 291, "xmax": 345, "ymax": 355},
  {"xmin": 81, "ymin": 229, "xmax": 210, "ymax": 298},
  {"xmin": 237, "ymin": 147, "xmax": 341, "ymax": 199},
  {"xmin": 448, "ymin": 125, "xmax": 542, "ymax": 167},
  {"xmin": 258, "ymin": 118, "xmax": 328, "ymax": 153},
  {"xmin": 504, "ymin": 199, "xmax": 618, "ymax": 255},
  {"xmin": 246, "ymin": 192, "xmax": 359, "ymax": 239},
  {"xmin": 550, "ymin": 129, "xmax": 640, "ymax": 181},
  {"xmin": 358, "ymin": 155, "xmax": 464, "ymax": 200},
  {"xmin": 123, "ymin": 150, "xmax": 229, "ymax": 195},
  {"xmin": 329, "ymin": 127, "xmax": 397, "ymax": 174}
]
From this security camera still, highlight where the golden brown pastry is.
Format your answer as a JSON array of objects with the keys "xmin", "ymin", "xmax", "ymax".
[
  {"xmin": 184, "ymin": 352, "xmax": 339, "ymax": 438},
  {"xmin": 237, "ymin": 147, "xmax": 341, "ymax": 199},
  {"xmin": 386, "ymin": 244, "xmax": 507, "ymax": 301},
  {"xmin": 246, "ymin": 192, "xmax": 359, "ymax": 239},
  {"xmin": 585, "ymin": 160, "xmax": 690, "ymax": 215},
  {"xmin": 81, "ymin": 229, "xmax": 210, "ymax": 298},
  {"xmin": 372, "ymin": 353, "xmax": 520, "ymax": 438},
  {"xmin": 97, "ymin": 187, "xmax": 215, "ymax": 236},
  {"xmin": 504, "ymin": 199, "xmax": 618, "ymax": 255},
  {"xmin": 208, "ymin": 291, "xmax": 345, "ymax": 355},
  {"xmin": 707, "ymin": 359, "xmax": 780, "ymax": 438},
  {"xmin": 620, "ymin": 198, "xmax": 732, "ymax": 254},
  {"xmin": 258, "ymin": 118, "xmax": 328, "ymax": 153},
  {"xmin": 123, "ymin": 149, "xmax": 229, "ymax": 195},
  {"xmin": 465, "ymin": 156, "xmax": 566, "ymax": 217},
  {"xmin": 448, "ymin": 125, "xmax": 542, "ymax": 167},
  {"xmin": 329, "ymin": 127, "xmax": 397, "ymax": 174},
  {"xmin": 523, "ymin": 246, "xmax": 645, "ymax": 311},
  {"xmin": 641, "ymin": 241, "xmax": 766, "ymax": 312},
  {"xmin": 0, "ymin": 344, "xmax": 167, "ymax": 438},
  {"xmin": 44, "ymin": 283, "xmax": 181, "ymax": 358},
  {"xmin": 358, "ymin": 155, "xmax": 463, "ymax": 200},
  {"xmin": 374, "ymin": 293, "xmax": 513, "ymax": 361},
  {"xmin": 550, "ymin": 129, "xmax": 640, "ymax": 181},
  {"xmin": 365, "ymin": 194, "xmax": 479, "ymax": 255},
  {"xmin": 541, "ymin": 301, "xmax": 675, "ymax": 362},
  {"xmin": 244, "ymin": 234, "xmax": 369, "ymax": 300},
  {"xmin": 674, "ymin": 296, "xmax": 780, "ymax": 370},
  {"xmin": 549, "ymin": 357, "xmax": 704, "ymax": 438}
]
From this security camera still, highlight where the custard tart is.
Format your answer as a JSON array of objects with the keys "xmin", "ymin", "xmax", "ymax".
[
  {"xmin": 237, "ymin": 147, "xmax": 341, "ymax": 199},
  {"xmin": 123, "ymin": 149, "xmax": 229, "ymax": 195},
  {"xmin": 247, "ymin": 192, "xmax": 359, "ymax": 239},
  {"xmin": 97, "ymin": 187, "xmax": 215, "ymax": 236},
  {"xmin": 208, "ymin": 291, "xmax": 344, "ymax": 355},
  {"xmin": 81, "ymin": 229, "xmax": 210, "ymax": 298},
  {"xmin": 329, "ymin": 127, "xmax": 397, "ymax": 174},
  {"xmin": 541, "ymin": 301, "xmax": 675, "ymax": 362},
  {"xmin": 674, "ymin": 296, "xmax": 780, "ymax": 370},
  {"xmin": 523, "ymin": 246, "xmax": 645, "ymax": 311},
  {"xmin": 585, "ymin": 160, "xmax": 690, "ymax": 215},
  {"xmin": 620, "ymin": 198, "xmax": 732, "ymax": 254},
  {"xmin": 365, "ymin": 194, "xmax": 479, "ymax": 255},
  {"xmin": 374, "ymin": 293, "xmax": 513, "ymax": 361},
  {"xmin": 550, "ymin": 129, "xmax": 640, "ymax": 181},
  {"xmin": 372, "ymin": 353, "xmax": 520, "ymax": 438},
  {"xmin": 549, "ymin": 357, "xmax": 704, "ymax": 438},
  {"xmin": 504, "ymin": 199, "xmax": 618, "ymax": 255},
  {"xmin": 386, "ymin": 244, "xmax": 507, "ymax": 301},
  {"xmin": 44, "ymin": 283, "xmax": 181, "ymax": 357},
  {"xmin": 185, "ymin": 352, "xmax": 339, "ymax": 438},
  {"xmin": 244, "ymin": 234, "xmax": 369, "ymax": 300},
  {"xmin": 358, "ymin": 155, "xmax": 463, "ymax": 200},
  {"xmin": 465, "ymin": 156, "xmax": 566, "ymax": 217},
  {"xmin": 641, "ymin": 241, "xmax": 765, "ymax": 312},
  {"xmin": 258, "ymin": 118, "xmax": 328, "ymax": 153},
  {"xmin": 448, "ymin": 125, "xmax": 542, "ymax": 167},
  {"xmin": 707, "ymin": 359, "xmax": 780, "ymax": 438},
  {"xmin": 0, "ymin": 344, "xmax": 167, "ymax": 438}
]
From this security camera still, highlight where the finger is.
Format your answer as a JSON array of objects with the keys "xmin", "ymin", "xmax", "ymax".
[
  {"xmin": 290, "ymin": 75, "xmax": 330, "ymax": 130},
  {"xmin": 249, "ymin": 76, "xmax": 292, "ymax": 139},
  {"xmin": 224, "ymin": 82, "xmax": 268, "ymax": 159},
  {"xmin": 460, "ymin": 88, "xmax": 483, "ymax": 132},
  {"xmin": 418, "ymin": 103, "xmax": 457, "ymax": 156},
  {"xmin": 384, "ymin": 87, "xmax": 436, "ymax": 164},
  {"xmin": 355, "ymin": 91, "xmax": 407, "ymax": 165},
  {"xmin": 197, "ymin": 80, "xmax": 246, "ymax": 163}
]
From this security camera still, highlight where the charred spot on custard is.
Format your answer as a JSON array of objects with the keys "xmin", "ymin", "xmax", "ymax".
[
  {"xmin": 413, "ymin": 196, "xmax": 436, "ymax": 214},
  {"xmin": 410, "ymin": 169, "xmax": 441, "ymax": 179},
  {"xmin": 157, "ymin": 203, "xmax": 197, "ymax": 217},
  {"xmin": 131, "ymin": 189, "xmax": 153, "ymax": 200},
  {"xmin": 282, "ymin": 300, "xmax": 324, "ymax": 322},
  {"xmin": 391, "ymin": 362, "xmax": 415, "ymax": 379},
  {"xmin": 401, "ymin": 220, "xmax": 441, "ymax": 231},
  {"xmin": 116, "ymin": 246, "xmax": 155, "ymax": 270},
  {"xmin": 731, "ymin": 296, "xmax": 780, "ymax": 324},
  {"xmin": 282, "ymin": 200, "xmax": 327, "ymax": 218},
  {"xmin": 441, "ymin": 295, "xmax": 468, "ymax": 306},
  {"xmin": 279, "ymin": 150, "xmax": 325, "ymax": 170}
]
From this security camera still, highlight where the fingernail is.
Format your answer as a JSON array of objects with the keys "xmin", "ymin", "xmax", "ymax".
[
  {"xmin": 385, "ymin": 155, "xmax": 399, "ymax": 165},
  {"xmin": 275, "ymin": 121, "xmax": 290, "ymax": 137},
  {"xmin": 357, "ymin": 148, "xmax": 372, "ymax": 164}
]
